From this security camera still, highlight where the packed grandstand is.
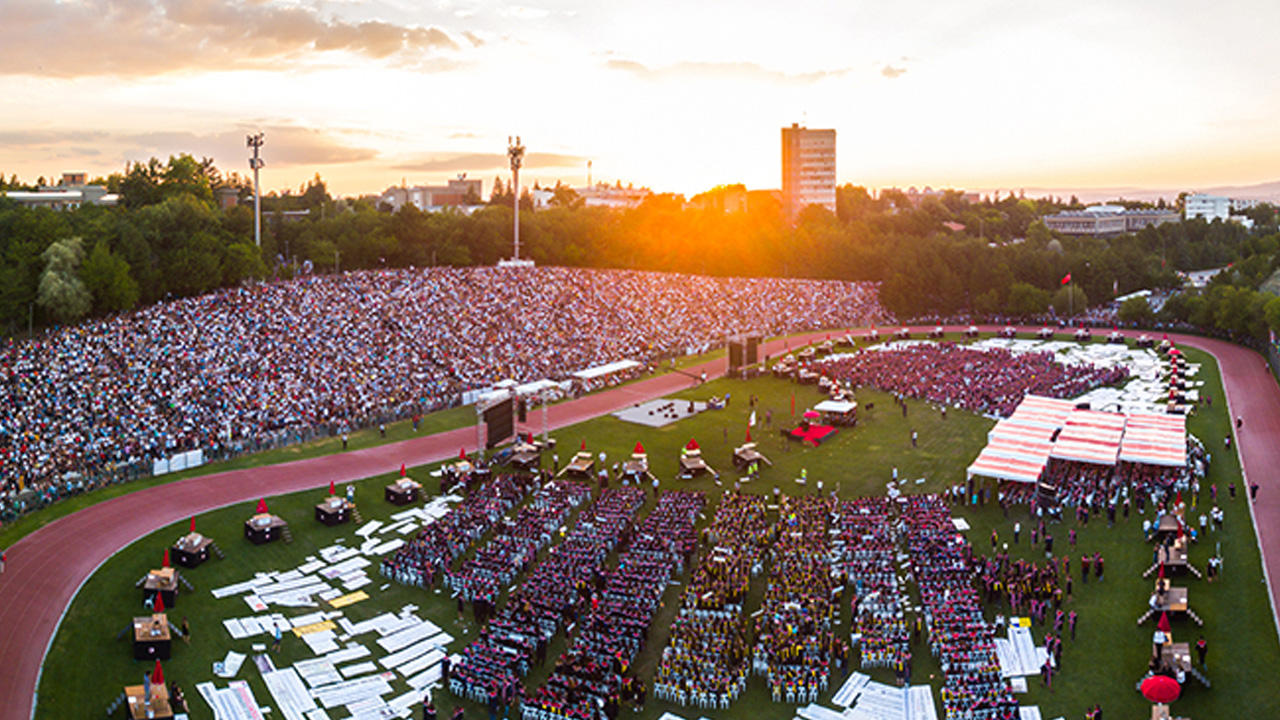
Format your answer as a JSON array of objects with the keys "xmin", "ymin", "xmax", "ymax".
[{"xmin": 0, "ymin": 267, "xmax": 888, "ymax": 514}]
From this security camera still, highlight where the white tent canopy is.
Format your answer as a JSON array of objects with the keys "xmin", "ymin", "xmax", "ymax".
[
  {"xmin": 573, "ymin": 359, "xmax": 641, "ymax": 380},
  {"xmin": 970, "ymin": 397, "xmax": 1188, "ymax": 481},
  {"xmin": 814, "ymin": 400, "xmax": 857, "ymax": 414}
]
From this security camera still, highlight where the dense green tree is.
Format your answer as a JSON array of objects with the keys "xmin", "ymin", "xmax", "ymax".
[
  {"xmin": 37, "ymin": 237, "xmax": 90, "ymax": 323},
  {"xmin": 80, "ymin": 240, "xmax": 139, "ymax": 314}
]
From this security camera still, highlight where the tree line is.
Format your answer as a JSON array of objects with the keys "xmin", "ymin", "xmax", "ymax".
[{"xmin": 2, "ymin": 154, "xmax": 1279, "ymax": 346}]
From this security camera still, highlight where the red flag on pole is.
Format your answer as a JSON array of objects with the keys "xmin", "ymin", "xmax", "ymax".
[
  {"xmin": 256, "ymin": 498, "xmax": 268, "ymax": 515},
  {"xmin": 1061, "ymin": 273, "xmax": 1071, "ymax": 285},
  {"xmin": 152, "ymin": 659, "xmax": 165, "ymax": 686}
]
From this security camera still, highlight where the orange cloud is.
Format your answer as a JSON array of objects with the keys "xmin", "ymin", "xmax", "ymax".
[{"xmin": 0, "ymin": 0, "xmax": 464, "ymax": 78}]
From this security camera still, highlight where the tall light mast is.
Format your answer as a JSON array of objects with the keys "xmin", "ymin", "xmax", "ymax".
[
  {"xmin": 507, "ymin": 136, "xmax": 525, "ymax": 262},
  {"xmin": 247, "ymin": 133, "xmax": 265, "ymax": 247}
]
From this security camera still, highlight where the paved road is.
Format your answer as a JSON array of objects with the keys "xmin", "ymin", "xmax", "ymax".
[{"xmin": 0, "ymin": 327, "xmax": 1275, "ymax": 720}]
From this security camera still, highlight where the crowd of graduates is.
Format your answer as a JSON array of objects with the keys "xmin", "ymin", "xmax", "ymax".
[
  {"xmin": 752, "ymin": 495, "xmax": 841, "ymax": 704},
  {"xmin": 653, "ymin": 492, "xmax": 769, "ymax": 708},
  {"xmin": 819, "ymin": 343, "xmax": 1128, "ymax": 418},
  {"xmin": 838, "ymin": 497, "xmax": 908, "ymax": 671},
  {"xmin": 450, "ymin": 487, "xmax": 647, "ymax": 717},
  {"xmin": 527, "ymin": 491, "xmax": 705, "ymax": 720},
  {"xmin": 380, "ymin": 474, "xmax": 537, "ymax": 588},
  {"xmin": 445, "ymin": 480, "xmax": 592, "ymax": 603},
  {"xmin": 905, "ymin": 495, "xmax": 1020, "ymax": 720}
]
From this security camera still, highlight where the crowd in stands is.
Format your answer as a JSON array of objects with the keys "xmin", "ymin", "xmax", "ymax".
[
  {"xmin": 450, "ymin": 487, "xmax": 646, "ymax": 716},
  {"xmin": 837, "ymin": 497, "xmax": 907, "ymax": 671},
  {"xmin": 0, "ymin": 267, "xmax": 885, "ymax": 514},
  {"xmin": 380, "ymin": 474, "xmax": 536, "ymax": 588},
  {"xmin": 904, "ymin": 495, "xmax": 1019, "ymax": 720},
  {"xmin": 527, "ymin": 491, "xmax": 705, "ymax": 720},
  {"xmin": 752, "ymin": 495, "xmax": 841, "ymax": 704},
  {"xmin": 819, "ymin": 343, "xmax": 1127, "ymax": 417},
  {"xmin": 654, "ymin": 492, "xmax": 769, "ymax": 708}
]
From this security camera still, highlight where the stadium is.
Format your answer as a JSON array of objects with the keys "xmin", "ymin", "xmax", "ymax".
[{"xmin": 0, "ymin": 267, "xmax": 1277, "ymax": 720}]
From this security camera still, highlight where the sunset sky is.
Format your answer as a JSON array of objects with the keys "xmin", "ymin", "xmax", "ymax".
[{"xmin": 2, "ymin": 0, "xmax": 1279, "ymax": 199}]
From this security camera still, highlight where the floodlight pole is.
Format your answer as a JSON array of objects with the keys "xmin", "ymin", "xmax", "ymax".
[
  {"xmin": 507, "ymin": 136, "xmax": 525, "ymax": 262},
  {"xmin": 247, "ymin": 133, "xmax": 265, "ymax": 247}
]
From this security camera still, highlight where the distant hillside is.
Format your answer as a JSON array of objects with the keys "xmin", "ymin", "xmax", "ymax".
[{"xmin": 978, "ymin": 181, "xmax": 1280, "ymax": 205}]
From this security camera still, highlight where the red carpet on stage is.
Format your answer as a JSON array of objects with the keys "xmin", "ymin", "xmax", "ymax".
[{"xmin": 787, "ymin": 424, "xmax": 839, "ymax": 445}]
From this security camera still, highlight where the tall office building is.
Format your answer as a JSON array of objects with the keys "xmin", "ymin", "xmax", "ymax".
[{"xmin": 781, "ymin": 123, "xmax": 836, "ymax": 219}]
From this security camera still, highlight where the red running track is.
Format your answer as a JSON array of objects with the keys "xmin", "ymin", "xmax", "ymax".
[{"xmin": 0, "ymin": 328, "xmax": 1276, "ymax": 720}]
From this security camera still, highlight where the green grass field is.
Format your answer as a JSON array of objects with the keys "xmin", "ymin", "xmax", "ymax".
[{"xmin": 35, "ymin": 338, "xmax": 1280, "ymax": 720}]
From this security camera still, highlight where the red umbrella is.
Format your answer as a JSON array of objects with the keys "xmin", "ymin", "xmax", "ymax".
[
  {"xmin": 1157, "ymin": 612, "xmax": 1171, "ymax": 633},
  {"xmin": 633, "ymin": 442, "xmax": 644, "ymax": 455},
  {"xmin": 458, "ymin": 447, "xmax": 467, "ymax": 460},
  {"xmin": 256, "ymin": 498, "xmax": 268, "ymax": 515},
  {"xmin": 162, "ymin": 548, "xmax": 170, "ymax": 568},
  {"xmin": 400, "ymin": 463, "xmax": 406, "ymax": 477},
  {"xmin": 1158, "ymin": 563, "xmax": 1165, "ymax": 579},
  {"xmin": 154, "ymin": 591, "xmax": 165, "ymax": 614},
  {"xmin": 803, "ymin": 410, "xmax": 820, "ymax": 421},
  {"xmin": 580, "ymin": 439, "xmax": 586, "ymax": 451},
  {"xmin": 329, "ymin": 480, "xmax": 336, "ymax": 496},
  {"xmin": 189, "ymin": 517, "xmax": 196, "ymax": 534},
  {"xmin": 686, "ymin": 438, "xmax": 700, "ymax": 451},
  {"xmin": 1140, "ymin": 674, "xmax": 1179, "ymax": 703},
  {"xmin": 152, "ymin": 658, "xmax": 165, "ymax": 686}
]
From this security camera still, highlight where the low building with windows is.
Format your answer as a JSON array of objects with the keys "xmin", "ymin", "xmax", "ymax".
[
  {"xmin": 1, "ymin": 173, "xmax": 118, "ymax": 210},
  {"xmin": 379, "ymin": 175, "xmax": 483, "ymax": 212},
  {"xmin": 1044, "ymin": 205, "xmax": 1178, "ymax": 237}
]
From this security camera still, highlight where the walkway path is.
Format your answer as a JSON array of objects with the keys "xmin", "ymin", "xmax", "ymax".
[{"xmin": 0, "ymin": 328, "xmax": 1275, "ymax": 720}]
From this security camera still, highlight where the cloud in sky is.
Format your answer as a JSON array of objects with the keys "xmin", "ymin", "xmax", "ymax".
[
  {"xmin": 0, "ymin": 125, "xmax": 379, "ymax": 169},
  {"xmin": 604, "ymin": 59, "xmax": 849, "ymax": 85},
  {"xmin": 393, "ymin": 152, "xmax": 587, "ymax": 173},
  {"xmin": 0, "ymin": 0, "xmax": 464, "ymax": 78}
]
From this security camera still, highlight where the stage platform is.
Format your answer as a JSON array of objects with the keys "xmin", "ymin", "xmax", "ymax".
[{"xmin": 613, "ymin": 398, "xmax": 708, "ymax": 428}]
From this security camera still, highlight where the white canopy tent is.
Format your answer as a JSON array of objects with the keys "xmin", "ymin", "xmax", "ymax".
[{"xmin": 573, "ymin": 359, "xmax": 641, "ymax": 380}]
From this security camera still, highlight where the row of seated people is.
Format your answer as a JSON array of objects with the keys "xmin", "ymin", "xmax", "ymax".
[
  {"xmin": 904, "ymin": 495, "xmax": 1019, "ymax": 720},
  {"xmin": 837, "ymin": 497, "xmax": 909, "ymax": 670},
  {"xmin": 451, "ymin": 487, "xmax": 648, "ymax": 709},
  {"xmin": 654, "ymin": 492, "xmax": 770, "ymax": 708},
  {"xmin": 526, "ymin": 491, "xmax": 706, "ymax": 720},
  {"xmin": 753, "ymin": 495, "xmax": 840, "ymax": 705},
  {"xmin": 381, "ymin": 474, "xmax": 537, "ymax": 588},
  {"xmin": 445, "ymin": 480, "xmax": 592, "ymax": 602}
]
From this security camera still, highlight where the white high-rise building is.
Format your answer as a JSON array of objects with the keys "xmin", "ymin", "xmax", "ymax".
[
  {"xmin": 1184, "ymin": 194, "xmax": 1232, "ymax": 222},
  {"xmin": 781, "ymin": 124, "xmax": 836, "ymax": 219}
]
